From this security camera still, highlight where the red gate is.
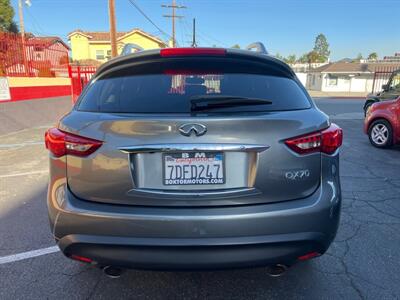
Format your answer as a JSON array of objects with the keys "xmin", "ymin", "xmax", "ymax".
[{"xmin": 68, "ymin": 65, "xmax": 97, "ymax": 102}]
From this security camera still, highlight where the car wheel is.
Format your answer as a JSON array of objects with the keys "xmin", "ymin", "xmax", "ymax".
[{"xmin": 368, "ymin": 119, "xmax": 393, "ymax": 148}]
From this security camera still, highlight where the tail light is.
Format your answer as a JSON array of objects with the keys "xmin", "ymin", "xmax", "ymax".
[
  {"xmin": 285, "ymin": 123, "xmax": 343, "ymax": 155},
  {"xmin": 298, "ymin": 251, "xmax": 321, "ymax": 261},
  {"xmin": 45, "ymin": 128, "xmax": 103, "ymax": 157},
  {"xmin": 69, "ymin": 254, "xmax": 93, "ymax": 264},
  {"xmin": 160, "ymin": 47, "xmax": 226, "ymax": 57}
]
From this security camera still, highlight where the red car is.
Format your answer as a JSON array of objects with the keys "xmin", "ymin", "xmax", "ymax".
[{"xmin": 364, "ymin": 96, "xmax": 400, "ymax": 148}]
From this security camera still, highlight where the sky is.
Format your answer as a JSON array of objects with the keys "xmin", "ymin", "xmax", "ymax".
[{"xmin": 10, "ymin": 0, "xmax": 400, "ymax": 61}]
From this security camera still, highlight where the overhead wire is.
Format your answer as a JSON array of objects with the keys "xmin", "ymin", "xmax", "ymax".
[{"xmin": 127, "ymin": 0, "xmax": 172, "ymax": 40}]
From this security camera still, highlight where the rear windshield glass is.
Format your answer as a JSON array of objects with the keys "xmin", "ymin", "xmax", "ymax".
[{"xmin": 78, "ymin": 73, "xmax": 311, "ymax": 113}]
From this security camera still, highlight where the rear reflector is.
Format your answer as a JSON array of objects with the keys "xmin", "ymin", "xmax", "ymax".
[
  {"xmin": 69, "ymin": 254, "xmax": 93, "ymax": 263},
  {"xmin": 160, "ymin": 47, "xmax": 226, "ymax": 57},
  {"xmin": 297, "ymin": 251, "xmax": 321, "ymax": 261},
  {"xmin": 45, "ymin": 128, "xmax": 103, "ymax": 158},
  {"xmin": 285, "ymin": 123, "xmax": 343, "ymax": 155}
]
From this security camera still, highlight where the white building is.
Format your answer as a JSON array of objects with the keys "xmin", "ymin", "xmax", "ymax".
[{"xmin": 306, "ymin": 62, "xmax": 400, "ymax": 93}]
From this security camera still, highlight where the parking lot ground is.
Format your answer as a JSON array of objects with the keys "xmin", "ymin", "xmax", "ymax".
[{"xmin": 0, "ymin": 98, "xmax": 399, "ymax": 299}]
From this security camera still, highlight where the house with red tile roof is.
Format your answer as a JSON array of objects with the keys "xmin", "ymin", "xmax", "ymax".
[{"xmin": 68, "ymin": 28, "xmax": 167, "ymax": 63}]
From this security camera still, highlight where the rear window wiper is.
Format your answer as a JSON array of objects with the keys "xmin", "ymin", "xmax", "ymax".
[{"xmin": 190, "ymin": 95, "xmax": 272, "ymax": 111}]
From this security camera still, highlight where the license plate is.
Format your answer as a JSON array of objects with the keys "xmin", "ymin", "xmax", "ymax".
[{"xmin": 163, "ymin": 152, "xmax": 225, "ymax": 185}]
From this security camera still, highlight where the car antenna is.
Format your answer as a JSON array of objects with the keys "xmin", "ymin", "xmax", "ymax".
[{"xmin": 191, "ymin": 18, "xmax": 197, "ymax": 48}]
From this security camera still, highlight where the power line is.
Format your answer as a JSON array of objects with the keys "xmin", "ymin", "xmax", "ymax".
[
  {"xmin": 127, "ymin": 0, "xmax": 171, "ymax": 40},
  {"xmin": 25, "ymin": 6, "xmax": 65, "ymax": 37},
  {"xmin": 162, "ymin": 0, "xmax": 186, "ymax": 47},
  {"xmin": 178, "ymin": 18, "xmax": 186, "ymax": 47},
  {"xmin": 179, "ymin": 0, "xmax": 228, "ymax": 47}
]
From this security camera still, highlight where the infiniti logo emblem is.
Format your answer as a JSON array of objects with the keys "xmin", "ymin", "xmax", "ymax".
[{"xmin": 179, "ymin": 123, "xmax": 207, "ymax": 137}]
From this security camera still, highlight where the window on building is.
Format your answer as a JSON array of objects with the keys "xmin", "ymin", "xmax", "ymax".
[
  {"xmin": 328, "ymin": 75, "xmax": 338, "ymax": 86},
  {"xmin": 96, "ymin": 50, "xmax": 105, "ymax": 60},
  {"xmin": 106, "ymin": 50, "xmax": 112, "ymax": 60}
]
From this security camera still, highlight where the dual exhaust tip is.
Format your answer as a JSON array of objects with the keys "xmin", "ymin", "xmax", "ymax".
[
  {"xmin": 265, "ymin": 264, "xmax": 289, "ymax": 277},
  {"xmin": 102, "ymin": 264, "xmax": 289, "ymax": 278},
  {"xmin": 103, "ymin": 266, "xmax": 125, "ymax": 278}
]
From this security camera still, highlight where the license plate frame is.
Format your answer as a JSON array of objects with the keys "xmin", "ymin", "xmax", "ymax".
[{"xmin": 162, "ymin": 152, "xmax": 225, "ymax": 186}]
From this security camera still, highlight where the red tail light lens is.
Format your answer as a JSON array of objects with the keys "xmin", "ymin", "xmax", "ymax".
[
  {"xmin": 320, "ymin": 123, "xmax": 343, "ymax": 154},
  {"xmin": 160, "ymin": 47, "xmax": 226, "ymax": 57},
  {"xmin": 45, "ymin": 128, "xmax": 103, "ymax": 157},
  {"xmin": 298, "ymin": 251, "xmax": 321, "ymax": 261},
  {"xmin": 285, "ymin": 123, "xmax": 343, "ymax": 155},
  {"xmin": 69, "ymin": 254, "xmax": 93, "ymax": 263}
]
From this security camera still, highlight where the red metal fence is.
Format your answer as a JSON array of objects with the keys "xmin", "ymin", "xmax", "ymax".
[
  {"xmin": 0, "ymin": 32, "xmax": 69, "ymax": 77},
  {"xmin": 68, "ymin": 65, "xmax": 97, "ymax": 102},
  {"xmin": 372, "ymin": 65, "xmax": 400, "ymax": 93}
]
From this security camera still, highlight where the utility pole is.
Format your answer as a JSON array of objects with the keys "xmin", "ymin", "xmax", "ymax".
[
  {"xmin": 18, "ymin": 0, "xmax": 28, "ymax": 75},
  {"xmin": 18, "ymin": 0, "xmax": 25, "ymax": 39},
  {"xmin": 108, "ymin": 0, "xmax": 118, "ymax": 57},
  {"xmin": 162, "ymin": 0, "xmax": 186, "ymax": 47},
  {"xmin": 191, "ymin": 18, "xmax": 197, "ymax": 47}
]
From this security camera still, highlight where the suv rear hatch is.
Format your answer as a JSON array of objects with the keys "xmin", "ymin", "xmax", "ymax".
[{"xmin": 60, "ymin": 50, "xmax": 329, "ymax": 207}]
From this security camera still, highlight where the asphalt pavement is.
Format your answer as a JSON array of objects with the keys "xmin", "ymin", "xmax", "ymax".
[{"xmin": 0, "ymin": 97, "xmax": 399, "ymax": 299}]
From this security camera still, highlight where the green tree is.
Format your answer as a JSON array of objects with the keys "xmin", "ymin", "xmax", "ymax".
[
  {"xmin": 231, "ymin": 44, "xmax": 240, "ymax": 49},
  {"xmin": 298, "ymin": 53, "xmax": 308, "ymax": 63},
  {"xmin": 0, "ymin": 0, "xmax": 18, "ymax": 33},
  {"xmin": 313, "ymin": 33, "xmax": 330, "ymax": 62},
  {"xmin": 352, "ymin": 53, "xmax": 363, "ymax": 62},
  {"xmin": 285, "ymin": 54, "xmax": 297, "ymax": 64},
  {"xmin": 275, "ymin": 52, "xmax": 284, "ymax": 61},
  {"xmin": 307, "ymin": 50, "xmax": 320, "ymax": 63},
  {"xmin": 368, "ymin": 52, "xmax": 378, "ymax": 60}
]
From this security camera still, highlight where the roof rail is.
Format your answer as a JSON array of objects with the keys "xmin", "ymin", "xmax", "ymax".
[
  {"xmin": 120, "ymin": 43, "xmax": 144, "ymax": 56},
  {"xmin": 246, "ymin": 42, "xmax": 268, "ymax": 54}
]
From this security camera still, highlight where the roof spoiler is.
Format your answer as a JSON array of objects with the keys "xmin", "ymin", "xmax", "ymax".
[
  {"xmin": 120, "ymin": 43, "xmax": 144, "ymax": 56},
  {"xmin": 246, "ymin": 42, "xmax": 268, "ymax": 54}
]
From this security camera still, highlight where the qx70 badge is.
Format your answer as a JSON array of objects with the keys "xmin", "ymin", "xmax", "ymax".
[{"xmin": 179, "ymin": 123, "xmax": 207, "ymax": 137}]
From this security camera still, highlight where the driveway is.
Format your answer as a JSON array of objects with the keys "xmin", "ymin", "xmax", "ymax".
[{"xmin": 0, "ymin": 97, "xmax": 399, "ymax": 299}]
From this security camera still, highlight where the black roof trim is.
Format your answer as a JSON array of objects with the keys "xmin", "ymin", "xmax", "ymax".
[{"xmin": 94, "ymin": 48, "xmax": 295, "ymax": 79}]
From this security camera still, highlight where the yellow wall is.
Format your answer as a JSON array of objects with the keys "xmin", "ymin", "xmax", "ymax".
[
  {"xmin": 119, "ymin": 31, "xmax": 165, "ymax": 50},
  {"xmin": 69, "ymin": 33, "xmax": 90, "ymax": 61},
  {"xmin": 89, "ymin": 43, "xmax": 112, "ymax": 63},
  {"xmin": 8, "ymin": 77, "xmax": 71, "ymax": 87},
  {"xmin": 69, "ymin": 30, "xmax": 166, "ymax": 63}
]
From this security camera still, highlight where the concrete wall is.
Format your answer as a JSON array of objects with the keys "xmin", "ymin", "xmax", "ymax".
[
  {"xmin": 320, "ymin": 74, "xmax": 373, "ymax": 93},
  {"xmin": 307, "ymin": 73, "xmax": 374, "ymax": 93},
  {"xmin": 307, "ymin": 73, "xmax": 323, "ymax": 91},
  {"xmin": 4, "ymin": 77, "xmax": 71, "ymax": 102},
  {"xmin": 8, "ymin": 77, "xmax": 71, "ymax": 87},
  {"xmin": 295, "ymin": 72, "xmax": 308, "ymax": 87}
]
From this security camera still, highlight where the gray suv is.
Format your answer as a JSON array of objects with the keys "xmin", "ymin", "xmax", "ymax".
[{"xmin": 45, "ymin": 47, "xmax": 342, "ymax": 275}]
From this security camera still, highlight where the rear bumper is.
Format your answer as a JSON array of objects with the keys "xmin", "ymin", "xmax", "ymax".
[
  {"xmin": 59, "ymin": 232, "xmax": 325, "ymax": 270},
  {"xmin": 48, "ymin": 165, "xmax": 341, "ymax": 269}
]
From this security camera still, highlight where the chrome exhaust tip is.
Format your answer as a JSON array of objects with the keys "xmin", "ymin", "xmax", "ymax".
[
  {"xmin": 103, "ymin": 266, "xmax": 125, "ymax": 278},
  {"xmin": 266, "ymin": 264, "xmax": 289, "ymax": 277}
]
